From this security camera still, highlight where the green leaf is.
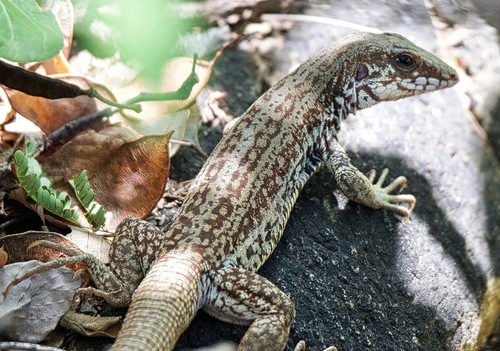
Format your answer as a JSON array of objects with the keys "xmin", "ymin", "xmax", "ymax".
[
  {"xmin": 26, "ymin": 140, "xmax": 36, "ymax": 156},
  {"xmin": 0, "ymin": 0, "xmax": 63, "ymax": 62},
  {"xmin": 70, "ymin": 170, "xmax": 111, "ymax": 230},
  {"xmin": 14, "ymin": 150, "xmax": 28, "ymax": 176},
  {"xmin": 14, "ymin": 142, "xmax": 79, "ymax": 224},
  {"xmin": 23, "ymin": 173, "xmax": 40, "ymax": 194}
]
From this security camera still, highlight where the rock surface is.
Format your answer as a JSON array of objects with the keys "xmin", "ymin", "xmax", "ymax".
[
  {"xmin": 77, "ymin": 0, "xmax": 500, "ymax": 350},
  {"xmin": 173, "ymin": 1, "xmax": 500, "ymax": 351}
]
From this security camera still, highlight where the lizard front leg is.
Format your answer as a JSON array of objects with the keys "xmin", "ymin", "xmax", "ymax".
[
  {"xmin": 325, "ymin": 138, "xmax": 416, "ymax": 218},
  {"xmin": 4, "ymin": 218, "xmax": 162, "ymax": 307}
]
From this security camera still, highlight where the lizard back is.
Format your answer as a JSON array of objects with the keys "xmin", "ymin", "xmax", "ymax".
[
  {"xmin": 111, "ymin": 32, "xmax": 458, "ymax": 351},
  {"xmin": 159, "ymin": 32, "xmax": 458, "ymax": 272}
]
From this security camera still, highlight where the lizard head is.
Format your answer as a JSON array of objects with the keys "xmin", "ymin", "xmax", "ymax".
[{"xmin": 352, "ymin": 32, "xmax": 459, "ymax": 109}]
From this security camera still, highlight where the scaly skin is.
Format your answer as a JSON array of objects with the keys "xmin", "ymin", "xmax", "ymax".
[{"xmin": 7, "ymin": 32, "xmax": 458, "ymax": 350}]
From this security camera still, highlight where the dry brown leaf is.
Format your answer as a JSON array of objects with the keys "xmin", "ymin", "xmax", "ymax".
[
  {"xmin": 67, "ymin": 227, "xmax": 111, "ymax": 264},
  {"xmin": 3, "ymin": 76, "xmax": 99, "ymax": 134},
  {"xmin": 39, "ymin": 128, "xmax": 127, "ymax": 178},
  {"xmin": 0, "ymin": 231, "xmax": 83, "ymax": 266},
  {"xmin": 0, "ymin": 246, "xmax": 7, "ymax": 268},
  {"xmin": 43, "ymin": 51, "xmax": 72, "ymax": 75},
  {"xmin": 60, "ymin": 310, "xmax": 121, "ymax": 338},
  {"xmin": 40, "ymin": 128, "xmax": 173, "ymax": 230},
  {"xmin": 0, "ymin": 231, "xmax": 93, "ymax": 288},
  {"xmin": 90, "ymin": 132, "xmax": 173, "ymax": 229}
]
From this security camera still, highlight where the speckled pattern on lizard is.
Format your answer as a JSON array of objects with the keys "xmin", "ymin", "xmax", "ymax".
[{"xmin": 7, "ymin": 32, "xmax": 459, "ymax": 351}]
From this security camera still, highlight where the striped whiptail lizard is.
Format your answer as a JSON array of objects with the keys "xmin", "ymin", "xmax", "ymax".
[{"xmin": 9, "ymin": 32, "xmax": 458, "ymax": 350}]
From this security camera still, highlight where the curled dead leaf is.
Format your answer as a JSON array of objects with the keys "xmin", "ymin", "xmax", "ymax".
[
  {"xmin": 40, "ymin": 127, "xmax": 173, "ymax": 230},
  {"xmin": 0, "ymin": 246, "xmax": 7, "ymax": 268},
  {"xmin": 60, "ymin": 310, "xmax": 121, "ymax": 338},
  {"xmin": 2, "ymin": 76, "xmax": 99, "ymax": 134},
  {"xmin": 0, "ymin": 231, "xmax": 84, "ymax": 268},
  {"xmin": 119, "ymin": 47, "xmax": 224, "ymax": 157},
  {"xmin": 160, "ymin": 55, "xmax": 219, "ymax": 113}
]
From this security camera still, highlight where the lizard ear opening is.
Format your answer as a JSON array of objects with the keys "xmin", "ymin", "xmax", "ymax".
[{"xmin": 356, "ymin": 63, "xmax": 369, "ymax": 80}]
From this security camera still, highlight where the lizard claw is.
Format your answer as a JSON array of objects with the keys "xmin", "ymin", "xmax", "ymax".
[
  {"xmin": 369, "ymin": 168, "xmax": 416, "ymax": 219},
  {"xmin": 27, "ymin": 240, "xmax": 83, "ymax": 256},
  {"xmin": 3, "ymin": 241, "xmax": 85, "ymax": 297},
  {"xmin": 293, "ymin": 341, "xmax": 306, "ymax": 351},
  {"xmin": 293, "ymin": 340, "xmax": 338, "ymax": 351}
]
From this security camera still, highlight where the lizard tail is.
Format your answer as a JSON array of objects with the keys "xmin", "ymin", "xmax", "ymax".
[{"xmin": 111, "ymin": 250, "xmax": 205, "ymax": 351}]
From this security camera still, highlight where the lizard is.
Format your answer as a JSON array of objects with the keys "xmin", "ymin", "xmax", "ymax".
[{"xmin": 7, "ymin": 32, "xmax": 458, "ymax": 350}]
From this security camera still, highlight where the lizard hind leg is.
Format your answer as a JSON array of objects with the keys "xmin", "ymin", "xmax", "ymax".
[
  {"xmin": 202, "ymin": 266, "xmax": 296, "ymax": 351},
  {"xmin": 2, "ymin": 240, "xmax": 133, "ymax": 307},
  {"xmin": 3, "ymin": 218, "xmax": 163, "ymax": 307}
]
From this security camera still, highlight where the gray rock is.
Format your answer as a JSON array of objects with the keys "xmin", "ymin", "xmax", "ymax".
[{"xmin": 174, "ymin": 1, "xmax": 500, "ymax": 351}]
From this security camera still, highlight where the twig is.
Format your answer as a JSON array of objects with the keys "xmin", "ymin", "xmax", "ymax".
[
  {"xmin": 44, "ymin": 54, "xmax": 200, "ymax": 147},
  {"xmin": 0, "ymin": 60, "xmax": 141, "ymax": 112}
]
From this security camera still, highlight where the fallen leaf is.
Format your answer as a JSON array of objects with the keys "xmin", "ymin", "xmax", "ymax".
[
  {"xmin": 43, "ymin": 51, "xmax": 72, "ymax": 75},
  {"xmin": 38, "ymin": 128, "xmax": 127, "ymax": 180},
  {"xmin": 0, "ymin": 261, "xmax": 81, "ymax": 343},
  {"xmin": 67, "ymin": 227, "xmax": 111, "ymax": 264},
  {"xmin": 60, "ymin": 310, "xmax": 121, "ymax": 338},
  {"xmin": 3, "ymin": 76, "xmax": 99, "ymax": 134},
  {"xmin": 90, "ymin": 132, "xmax": 173, "ymax": 228},
  {"xmin": 42, "ymin": 0, "xmax": 75, "ymax": 74},
  {"xmin": 119, "ymin": 49, "xmax": 223, "ymax": 156},
  {"xmin": 159, "ymin": 55, "xmax": 219, "ymax": 113},
  {"xmin": 0, "ymin": 231, "xmax": 84, "ymax": 270},
  {"xmin": 40, "ymin": 128, "xmax": 173, "ymax": 230},
  {"xmin": 122, "ymin": 55, "xmax": 218, "ymax": 120},
  {"xmin": 183, "ymin": 104, "xmax": 205, "ymax": 155},
  {"xmin": 0, "ymin": 246, "xmax": 7, "ymax": 268},
  {"xmin": 125, "ymin": 109, "xmax": 190, "ymax": 156}
]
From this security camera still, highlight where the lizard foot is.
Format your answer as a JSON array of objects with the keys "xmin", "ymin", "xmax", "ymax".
[
  {"xmin": 367, "ymin": 168, "xmax": 416, "ymax": 219},
  {"xmin": 3, "ymin": 240, "xmax": 131, "ymax": 307},
  {"xmin": 293, "ymin": 341, "xmax": 338, "ymax": 351},
  {"xmin": 3, "ymin": 240, "xmax": 87, "ymax": 297}
]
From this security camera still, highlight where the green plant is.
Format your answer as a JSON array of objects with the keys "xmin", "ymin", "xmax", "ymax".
[
  {"xmin": 14, "ymin": 142, "xmax": 79, "ymax": 223},
  {"xmin": 69, "ymin": 170, "xmax": 111, "ymax": 229},
  {"xmin": 14, "ymin": 141, "xmax": 111, "ymax": 230},
  {"xmin": 0, "ymin": 0, "xmax": 63, "ymax": 62}
]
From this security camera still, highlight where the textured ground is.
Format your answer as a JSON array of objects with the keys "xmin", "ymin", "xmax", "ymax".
[
  {"xmin": 76, "ymin": 0, "xmax": 500, "ymax": 350},
  {"xmin": 174, "ymin": 1, "xmax": 500, "ymax": 350}
]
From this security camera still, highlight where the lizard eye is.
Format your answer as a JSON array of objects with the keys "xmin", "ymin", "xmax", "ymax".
[{"xmin": 396, "ymin": 53, "xmax": 416, "ymax": 71}]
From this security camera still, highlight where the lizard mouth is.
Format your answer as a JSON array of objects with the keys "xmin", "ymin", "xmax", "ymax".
[{"xmin": 398, "ymin": 76, "xmax": 457, "ymax": 92}]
